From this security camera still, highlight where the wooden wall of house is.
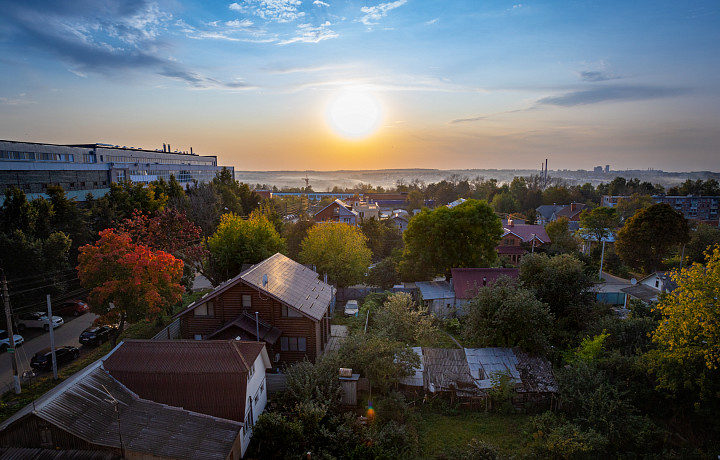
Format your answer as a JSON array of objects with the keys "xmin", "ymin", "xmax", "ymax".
[
  {"xmin": 0, "ymin": 414, "xmax": 102, "ymax": 452},
  {"xmin": 181, "ymin": 281, "xmax": 330, "ymax": 364}
]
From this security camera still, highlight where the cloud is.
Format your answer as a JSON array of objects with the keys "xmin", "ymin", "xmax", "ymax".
[
  {"xmin": 0, "ymin": 94, "xmax": 36, "ymax": 106},
  {"xmin": 451, "ymin": 108, "xmax": 530, "ymax": 124},
  {"xmin": 578, "ymin": 70, "xmax": 618, "ymax": 82},
  {"xmin": 313, "ymin": 0, "xmax": 330, "ymax": 7},
  {"xmin": 538, "ymin": 85, "xmax": 688, "ymax": 107},
  {"xmin": 226, "ymin": 19, "xmax": 254, "ymax": 28},
  {"xmin": 513, "ymin": 4, "xmax": 523, "ymax": 8},
  {"xmin": 232, "ymin": 0, "xmax": 305, "ymax": 23},
  {"xmin": 278, "ymin": 21, "xmax": 338, "ymax": 45},
  {"xmin": 425, "ymin": 18, "xmax": 439, "ymax": 25},
  {"xmin": 0, "ymin": 1, "xmax": 251, "ymax": 89},
  {"xmin": 360, "ymin": 0, "xmax": 407, "ymax": 25}
]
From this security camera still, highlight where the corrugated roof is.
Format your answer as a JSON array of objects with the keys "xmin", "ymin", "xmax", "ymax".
[
  {"xmin": 621, "ymin": 284, "xmax": 660, "ymax": 303},
  {"xmin": 465, "ymin": 347, "xmax": 520, "ymax": 389},
  {"xmin": 0, "ymin": 363, "xmax": 242, "ymax": 460},
  {"xmin": 415, "ymin": 281, "xmax": 454, "ymax": 301},
  {"xmin": 103, "ymin": 339, "xmax": 258, "ymax": 374},
  {"xmin": 0, "ymin": 448, "xmax": 120, "ymax": 459},
  {"xmin": 240, "ymin": 253, "xmax": 333, "ymax": 321},
  {"xmin": 451, "ymin": 268, "xmax": 519, "ymax": 300},
  {"xmin": 422, "ymin": 348, "xmax": 476, "ymax": 394},
  {"xmin": 208, "ymin": 312, "xmax": 282, "ymax": 344},
  {"xmin": 400, "ymin": 347, "xmax": 425, "ymax": 387},
  {"xmin": 176, "ymin": 253, "xmax": 333, "ymax": 322}
]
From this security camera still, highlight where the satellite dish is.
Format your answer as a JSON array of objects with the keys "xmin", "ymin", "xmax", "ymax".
[{"xmin": 631, "ymin": 278, "xmax": 637, "ymax": 285}]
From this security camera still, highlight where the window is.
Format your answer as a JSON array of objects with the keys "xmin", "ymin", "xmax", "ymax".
[
  {"xmin": 242, "ymin": 295, "xmax": 252, "ymax": 308},
  {"xmin": 248, "ymin": 362, "xmax": 254, "ymax": 379},
  {"xmin": 281, "ymin": 305, "xmax": 302, "ymax": 317},
  {"xmin": 193, "ymin": 334, "xmax": 202, "ymax": 340},
  {"xmin": 193, "ymin": 301, "xmax": 214, "ymax": 317},
  {"xmin": 280, "ymin": 337, "xmax": 307, "ymax": 352}
]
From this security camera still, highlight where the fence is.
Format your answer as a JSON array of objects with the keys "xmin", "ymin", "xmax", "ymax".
[{"xmin": 151, "ymin": 318, "xmax": 182, "ymax": 340}]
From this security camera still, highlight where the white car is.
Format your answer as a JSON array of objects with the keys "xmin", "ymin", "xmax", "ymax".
[
  {"xmin": 344, "ymin": 300, "xmax": 359, "ymax": 317},
  {"xmin": 16, "ymin": 312, "xmax": 64, "ymax": 332},
  {"xmin": 0, "ymin": 329, "xmax": 25, "ymax": 352}
]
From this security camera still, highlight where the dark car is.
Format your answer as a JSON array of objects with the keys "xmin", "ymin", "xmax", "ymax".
[
  {"xmin": 54, "ymin": 299, "xmax": 90, "ymax": 317},
  {"xmin": 30, "ymin": 346, "xmax": 79, "ymax": 371},
  {"xmin": 79, "ymin": 325, "xmax": 115, "ymax": 346}
]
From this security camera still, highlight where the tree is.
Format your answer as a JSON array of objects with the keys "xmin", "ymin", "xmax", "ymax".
[
  {"xmin": 282, "ymin": 219, "xmax": 316, "ymax": 260},
  {"xmin": 360, "ymin": 217, "xmax": 403, "ymax": 262},
  {"xmin": 77, "ymin": 229, "xmax": 184, "ymax": 341},
  {"xmin": 370, "ymin": 292, "xmax": 438, "ymax": 345},
  {"xmin": 462, "ymin": 277, "xmax": 554, "ymax": 353},
  {"xmin": 405, "ymin": 189, "xmax": 425, "ymax": 211},
  {"xmin": 299, "ymin": 222, "xmax": 372, "ymax": 288},
  {"xmin": 647, "ymin": 247, "xmax": 720, "ymax": 405},
  {"xmin": 615, "ymin": 193, "xmax": 654, "ymax": 222},
  {"xmin": 490, "ymin": 191, "xmax": 519, "ymax": 214},
  {"xmin": 94, "ymin": 180, "xmax": 168, "ymax": 227},
  {"xmin": 685, "ymin": 223, "xmax": 720, "ymax": 266},
  {"xmin": 616, "ymin": 203, "xmax": 689, "ymax": 273},
  {"xmin": 401, "ymin": 199, "xmax": 502, "ymax": 280},
  {"xmin": 366, "ymin": 255, "xmax": 401, "ymax": 290},
  {"xmin": 578, "ymin": 207, "xmax": 619, "ymax": 246},
  {"xmin": 207, "ymin": 211, "xmax": 286, "ymax": 284},
  {"xmin": 545, "ymin": 217, "xmax": 579, "ymax": 254}
]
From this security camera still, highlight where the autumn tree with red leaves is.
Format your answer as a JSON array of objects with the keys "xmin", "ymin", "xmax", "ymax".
[{"xmin": 77, "ymin": 229, "xmax": 184, "ymax": 343}]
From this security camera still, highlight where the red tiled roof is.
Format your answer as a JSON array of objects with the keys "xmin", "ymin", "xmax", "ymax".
[{"xmin": 451, "ymin": 268, "xmax": 519, "ymax": 299}]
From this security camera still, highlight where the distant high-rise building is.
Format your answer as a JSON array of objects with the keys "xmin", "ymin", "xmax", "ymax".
[
  {"xmin": 0, "ymin": 139, "xmax": 233, "ymax": 203},
  {"xmin": 605, "ymin": 165, "xmax": 610, "ymax": 173},
  {"xmin": 594, "ymin": 166, "xmax": 603, "ymax": 173}
]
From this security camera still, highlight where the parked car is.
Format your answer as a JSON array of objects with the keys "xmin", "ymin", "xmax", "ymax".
[
  {"xmin": 79, "ymin": 325, "xmax": 116, "ymax": 346},
  {"xmin": 54, "ymin": 299, "xmax": 90, "ymax": 317},
  {"xmin": 344, "ymin": 300, "xmax": 359, "ymax": 317},
  {"xmin": 16, "ymin": 312, "xmax": 64, "ymax": 332},
  {"xmin": 30, "ymin": 346, "xmax": 79, "ymax": 371},
  {"xmin": 0, "ymin": 329, "xmax": 24, "ymax": 352}
]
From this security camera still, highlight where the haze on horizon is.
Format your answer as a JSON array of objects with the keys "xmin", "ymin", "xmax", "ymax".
[{"xmin": 0, "ymin": 0, "xmax": 718, "ymax": 173}]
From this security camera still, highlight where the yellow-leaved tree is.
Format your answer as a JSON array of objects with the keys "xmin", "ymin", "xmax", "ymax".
[{"xmin": 648, "ymin": 245, "xmax": 720, "ymax": 405}]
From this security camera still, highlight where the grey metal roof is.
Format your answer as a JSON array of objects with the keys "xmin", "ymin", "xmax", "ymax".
[
  {"xmin": 415, "ymin": 281, "xmax": 454, "ymax": 301},
  {"xmin": 465, "ymin": 347, "xmax": 520, "ymax": 389},
  {"xmin": 0, "ymin": 362, "xmax": 242, "ymax": 460},
  {"xmin": 240, "ymin": 253, "xmax": 333, "ymax": 321},
  {"xmin": 621, "ymin": 284, "xmax": 660, "ymax": 303},
  {"xmin": 0, "ymin": 448, "xmax": 119, "ymax": 459},
  {"xmin": 176, "ymin": 253, "xmax": 333, "ymax": 322}
]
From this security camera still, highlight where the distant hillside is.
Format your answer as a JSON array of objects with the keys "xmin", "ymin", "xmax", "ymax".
[{"xmin": 235, "ymin": 169, "xmax": 720, "ymax": 191}]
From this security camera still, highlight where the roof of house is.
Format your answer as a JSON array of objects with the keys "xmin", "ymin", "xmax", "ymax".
[
  {"xmin": 451, "ymin": 268, "xmax": 520, "ymax": 299},
  {"xmin": 400, "ymin": 347, "xmax": 556, "ymax": 395},
  {"xmin": 416, "ymin": 280, "xmax": 454, "ymax": 301},
  {"xmin": 446, "ymin": 198, "xmax": 467, "ymax": 209},
  {"xmin": 176, "ymin": 253, "xmax": 333, "ymax": 322},
  {"xmin": 621, "ymin": 284, "xmax": 660, "ymax": 303},
  {"xmin": 555, "ymin": 203, "xmax": 588, "ymax": 220},
  {"xmin": 501, "ymin": 224, "xmax": 551, "ymax": 244},
  {"xmin": 314, "ymin": 199, "xmax": 358, "ymax": 219},
  {"xmin": 103, "ymin": 339, "xmax": 264, "ymax": 375},
  {"xmin": 536, "ymin": 204, "xmax": 563, "ymax": 220},
  {"xmin": 207, "ymin": 312, "xmax": 282, "ymax": 344},
  {"xmin": 0, "ymin": 448, "xmax": 119, "ymax": 459},
  {"xmin": 0, "ymin": 363, "xmax": 243, "ymax": 460},
  {"xmin": 638, "ymin": 271, "xmax": 677, "ymax": 292},
  {"xmin": 496, "ymin": 245, "xmax": 526, "ymax": 255}
]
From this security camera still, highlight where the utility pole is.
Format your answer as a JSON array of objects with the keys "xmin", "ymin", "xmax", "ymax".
[
  {"xmin": 47, "ymin": 295, "xmax": 58, "ymax": 380},
  {"xmin": 2, "ymin": 269, "xmax": 21, "ymax": 394}
]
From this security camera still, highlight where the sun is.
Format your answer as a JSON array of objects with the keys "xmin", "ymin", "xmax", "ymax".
[{"xmin": 326, "ymin": 89, "xmax": 383, "ymax": 140}]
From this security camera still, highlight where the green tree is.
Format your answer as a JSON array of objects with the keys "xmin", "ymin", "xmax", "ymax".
[
  {"xmin": 405, "ymin": 189, "xmax": 425, "ymax": 211},
  {"xmin": 212, "ymin": 167, "xmax": 260, "ymax": 216},
  {"xmin": 401, "ymin": 199, "xmax": 503, "ymax": 280},
  {"xmin": 615, "ymin": 193, "xmax": 654, "ymax": 221},
  {"xmin": 578, "ymin": 207, "xmax": 619, "ymax": 246},
  {"xmin": 366, "ymin": 255, "xmax": 401, "ymax": 290},
  {"xmin": 546, "ymin": 217, "xmax": 579, "ymax": 254},
  {"xmin": 685, "ymin": 223, "xmax": 720, "ymax": 266},
  {"xmin": 208, "ymin": 211, "xmax": 286, "ymax": 284},
  {"xmin": 490, "ymin": 191, "xmax": 520, "ymax": 214},
  {"xmin": 299, "ymin": 222, "xmax": 372, "ymax": 288},
  {"xmin": 360, "ymin": 217, "xmax": 403, "ymax": 262},
  {"xmin": 282, "ymin": 219, "xmax": 315, "ymax": 260},
  {"xmin": 371, "ymin": 292, "xmax": 438, "ymax": 345},
  {"xmin": 616, "ymin": 203, "xmax": 689, "ymax": 273},
  {"xmin": 647, "ymin": 247, "xmax": 720, "ymax": 405},
  {"xmin": 462, "ymin": 277, "xmax": 554, "ymax": 353}
]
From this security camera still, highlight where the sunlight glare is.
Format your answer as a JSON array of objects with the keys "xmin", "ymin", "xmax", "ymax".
[{"xmin": 326, "ymin": 89, "xmax": 383, "ymax": 140}]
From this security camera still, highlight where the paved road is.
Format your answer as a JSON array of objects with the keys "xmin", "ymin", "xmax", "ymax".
[{"xmin": 0, "ymin": 313, "xmax": 98, "ymax": 393}]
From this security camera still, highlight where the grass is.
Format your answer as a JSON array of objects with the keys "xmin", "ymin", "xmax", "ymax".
[{"xmin": 415, "ymin": 406, "xmax": 534, "ymax": 459}]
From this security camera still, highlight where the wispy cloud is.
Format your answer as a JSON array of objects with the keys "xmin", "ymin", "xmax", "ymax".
[
  {"xmin": 0, "ymin": 94, "xmax": 36, "ymax": 106},
  {"xmin": 537, "ymin": 85, "xmax": 688, "ymax": 107},
  {"xmin": 578, "ymin": 70, "xmax": 618, "ymax": 82},
  {"xmin": 278, "ymin": 21, "xmax": 338, "ymax": 45},
  {"xmin": 0, "ymin": 1, "xmax": 251, "ymax": 89},
  {"xmin": 230, "ymin": 0, "xmax": 305, "ymax": 23},
  {"xmin": 425, "ymin": 18, "xmax": 439, "ymax": 26},
  {"xmin": 313, "ymin": 0, "xmax": 330, "ymax": 7},
  {"xmin": 451, "ymin": 108, "xmax": 531, "ymax": 124},
  {"xmin": 360, "ymin": 0, "xmax": 407, "ymax": 25}
]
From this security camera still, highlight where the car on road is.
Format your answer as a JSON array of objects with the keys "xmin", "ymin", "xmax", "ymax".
[
  {"xmin": 30, "ymin": 346, "xmax": 80, "ymax": 371},
  {"xmin": 0, "ymin": 329, "xmax": 24, "ymax": 352},
  {"xmin": 344, "ymin": 300, "xmax": 359, "ymax": 317},
  {"xmin": 16, "ymin": 312, "xmax": 64, "ymax": 332},
  {"xmin": 54, "ymin": 299, "xmax": 90, "ymax": 317},
  {"xmin": 79, "ymin": 325, "xmax": 116, "ymax": 346}
]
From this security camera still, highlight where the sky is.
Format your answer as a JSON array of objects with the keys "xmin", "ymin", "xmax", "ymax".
[{"xmin": 0, "ymin": 0, "xmax": 718, "ymax": 172}]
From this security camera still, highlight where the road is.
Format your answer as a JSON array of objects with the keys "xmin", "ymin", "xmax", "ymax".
[{"xmin": 0, "ymin": 313, "xmax": 98, "ymax": 393}]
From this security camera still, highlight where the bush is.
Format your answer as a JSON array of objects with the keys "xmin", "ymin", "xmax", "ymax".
[{"xmin": 283, "ymin": 360, "xmax": 342, "ymax": 408}]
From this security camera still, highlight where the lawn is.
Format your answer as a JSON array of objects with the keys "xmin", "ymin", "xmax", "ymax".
[{"xmin": 416, "ymin": 407, "xmax": 535, "ymax": 459}]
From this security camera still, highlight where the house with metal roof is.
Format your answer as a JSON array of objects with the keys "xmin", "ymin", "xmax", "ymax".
[
  {"xmin": 313, "ymin": 199, "xmax": 359, "ymax": 225},
  {"xmin": 0, "ymin": 361, "xmax": 245, "ymax": 460},
  {"xmin": 496, "ymin": 220, "xmax": 551, "ymax": 265},
  {"xmin": 175, "ymin": 253, "xmax": 334, "ymax": 366}
]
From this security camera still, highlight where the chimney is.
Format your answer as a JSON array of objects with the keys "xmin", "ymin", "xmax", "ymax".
[
  {"xmin": 508, "ymin": 218, "xmax": 514, "ymax": 227},
  {"xmin": 570, "ymin": 202, "xmax": 577, "ymax": 212}
]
